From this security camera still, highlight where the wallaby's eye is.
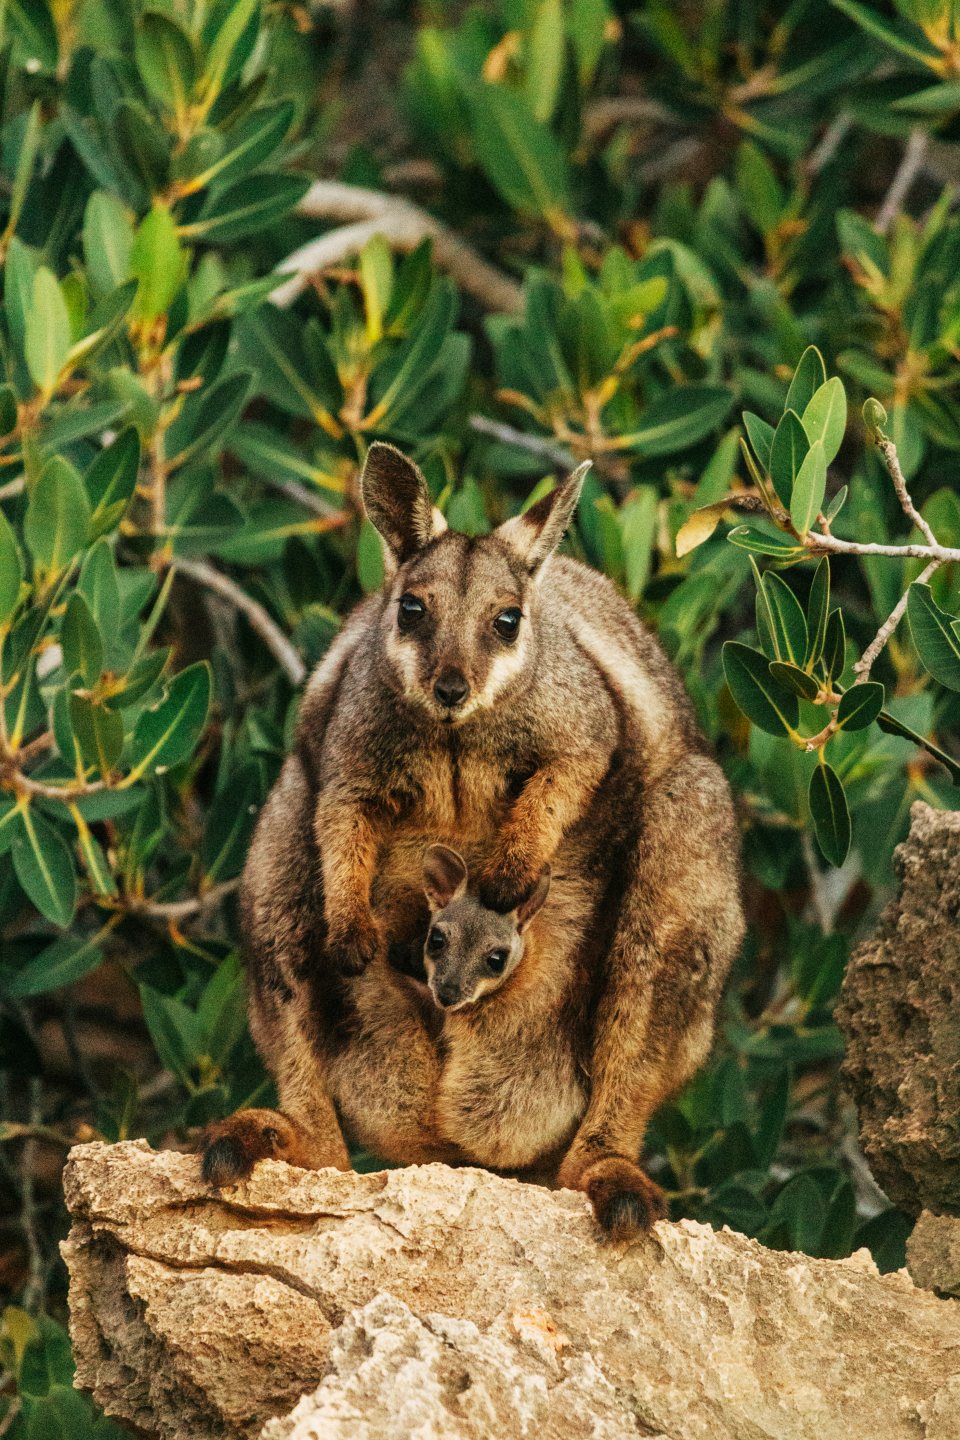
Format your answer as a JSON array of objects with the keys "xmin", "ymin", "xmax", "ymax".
[
  {"xmin": 427, "ymin": 927, "xmax": 447, "ymax": 954},
  {"xmin": 487, "ymin": 949, "xmax": 509, "ymax": 975},
  {"xmin": 398, "ymin": 594, "xmax": 425, "ymax": 631},
  {"xmin": 494, "ymin": 608, "xmax": 521, "ymax": 641}
]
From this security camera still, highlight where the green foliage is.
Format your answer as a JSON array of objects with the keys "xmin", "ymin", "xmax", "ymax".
[{"xmin": 3, "ymin": 0, "xmax": 959, "ymax": 1360}]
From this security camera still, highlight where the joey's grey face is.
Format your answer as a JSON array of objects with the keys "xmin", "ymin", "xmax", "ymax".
[
  {"xmin": 385, "ymin": 532, "xmax": 532, "ymax": 723},
  {"xmin": 423, "ymin": 898, "xmax": 524, "ymax": 1010}
]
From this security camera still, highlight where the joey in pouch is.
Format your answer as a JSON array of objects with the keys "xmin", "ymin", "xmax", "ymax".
[{"xmin": 203, "ymin": 442, "xmax": 745, "ymax": 1238}]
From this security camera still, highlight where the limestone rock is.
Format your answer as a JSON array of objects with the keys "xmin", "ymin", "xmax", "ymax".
[
  {"xmin": 908, "ymin": 1211, "xmax": 960, "ymax": 1297},
  {"xmin": 62, "ymin": 1139, "xmax": 960, "ymax": 1440},
  {"xmin": 836, "ymin": 801, "xmax": 960, "ymax": 1218}
]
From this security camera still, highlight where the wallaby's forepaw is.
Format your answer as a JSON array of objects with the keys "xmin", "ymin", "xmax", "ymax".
[
  {"xmin": 201, "ymin": 1109, "xmax": 307, "ymax": 1187},
  {"xmin": 327, "ymin": 918, "xmax": 382, "ymax": 976},
  {"xmin": 581, "ymin": 1157, "xmax": 668, "ymax": 1240}
]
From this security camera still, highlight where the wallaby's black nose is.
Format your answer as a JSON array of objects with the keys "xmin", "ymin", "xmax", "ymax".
[
  {"xmin": 435, "ymin": 983, "xmax": 460, "ymax": 1008},
  {"xmin": 434, "ymin": 671, "xmax": 469, "ymax": 708}
]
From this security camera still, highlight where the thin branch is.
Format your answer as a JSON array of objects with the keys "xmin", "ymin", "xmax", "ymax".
[
  {"xmin": 19, "ymin": 1076, "xmax": 45, "ymax": 1312},
  {"xmin": 806, "ymin": 532, "xmax": 960, "ymax": 563},
  {"xmin": 468, "ymin": 415, "xmax": 575, "ymax": 468},
  {"xmin": 272, "ymin": 181, "xmax": 524, "ymax": 314},
  {"xmin": 263, "ymin": 474, "xmax": 342, "ymax": 519},
  {"xmin": 0, "ymin": 475, "xmax": 24, "ymax": 502},
  {"xmin": 854, "ymin": 556, "xmax": 942, "ymax": 683},
  {"xmin": 1, "ymin": 766, "xmax": 105, "ymax": 801},
  {"xmin": 874, "ymin": 128, "xmax": 929, "ymax": 237},
  {"xmin": 806, "ymin": 112, "xmax": 854, "ymax": 177},
  {"xmin": 877, "ymin": 435, "xmax": 938, "ymax": 546},
  {"xmin": 122, "ymin": 875, "xmax": 240, "ymax": 921},
  {"xmin": 172, "ymin": 557, "xmax": 306, "ymax": 686}
]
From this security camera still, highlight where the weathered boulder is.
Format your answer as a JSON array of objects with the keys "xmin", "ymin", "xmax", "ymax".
[
  {"xmin": 62, "ymin": 1139, "xmax": 960, "ymax": 1440},
  {"xmin": 836, "ymin": 801, "xmax": 960, "ymax": 1217},
  {"xmin": 908, "ymin": 1210, "xmax": 960, "ymax": 1298}
]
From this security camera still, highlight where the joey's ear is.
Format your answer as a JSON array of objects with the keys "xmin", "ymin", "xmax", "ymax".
[
  {"xmin": 495, "ymin": 462, "xmax": 590, "ymax": 576},
  {"xmin": 361, "ymin": 443, "xmax": 436, "ymax": 567},
  {"xmin": 515, "ymin": 865, "xmax": 551, "ymax": 933},
  {"xmin": 423, "ymin": 844, "xmax": 469, "ymax": 910}
]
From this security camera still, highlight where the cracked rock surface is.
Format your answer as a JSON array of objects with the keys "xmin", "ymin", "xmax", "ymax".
[
  {"xmin": 837, "ymin": 801, "xmax": 960, "ymax": 1218},
  {"xmin": 62, "ymin": 1139, "xmax": 960, "ymax": 1440}
]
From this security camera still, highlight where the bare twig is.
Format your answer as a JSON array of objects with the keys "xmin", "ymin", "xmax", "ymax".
[
  {"xmin": 272, "ymin": 181, "xmax": 524, "ymax": 314},
  {"xmin": 0, "ymin": 1398, "xmax": 22, "ymax": 1437},
  {"xmin": 468, "ymin": 415, "xmax": 575, "ymax": 468},
  {"xmin": 122, "ymin": 875, "xmax": 240, "ymax": 921},
  {"xmin": 854, "ymin": 556, "xmax": 942, "ymax": 683},
  {"xmin": 0, "ymin": 475, "xmax": 24, "ymax": 501},
  {"xmin": 263, "ymin": 475, "xmax": 342, "ymax": 519},
  {"xmin": 806, "ymin": 112, "xmax": 854, "ymax": 177},
  {"xmin": 19, "ymin": 1076, "xmax": 45, "ymax": 1312},
  {"xmin": 806, "ymin": 533, "xmax": 960, "ymax": 563},
  {"xmin": 877, "ymin": 435, "xmax": 938, "ymax": 546},
  {"xmin": 172, "ymin": 557, "xmax": 306, "ymax": 686},
  {"xmin": 1, "ymin": 767, "xmax": 105, "ymax": 801},
  {"xmin": 874, "ymin": 128, "xmax": 929, "ymax": 237}
]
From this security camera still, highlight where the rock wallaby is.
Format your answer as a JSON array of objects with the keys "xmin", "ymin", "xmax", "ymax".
[{"xmin": 203, "ymin": 442, "xmax": 745, "ymax": 1236}]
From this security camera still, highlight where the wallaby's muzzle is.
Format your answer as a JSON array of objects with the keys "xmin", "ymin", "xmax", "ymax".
[{"xmin": 433, "ymin": 668, "xmax": 470, "ymax": 709}]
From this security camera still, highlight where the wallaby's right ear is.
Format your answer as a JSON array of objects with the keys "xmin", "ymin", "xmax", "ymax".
[
  {"xmin": 361, "ymin": 442, "xmax": 436, "ymax": 568},
  {"xmin": 515, "ymin": 865, "xmax": 551, "ymax": 933},
  {"xmin": 423, "ymin": 845, "xmax": 469, "ymax": 910},
  {"xmin": 495, "ymin": 462, "xmax": 590, "ymax": 576}
]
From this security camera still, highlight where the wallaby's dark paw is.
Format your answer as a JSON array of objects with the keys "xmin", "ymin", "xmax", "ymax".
[
  {"xmin": 201, "ymin": 1109, "xmax": 301, "ymax": 1187},
  {"xmin": 327, "ymin": 922, "xmax": 381, "ymax": 976},
  {"xmin": 582, "ymin": 1157, "xmax": 668, "ymax": 1240}
]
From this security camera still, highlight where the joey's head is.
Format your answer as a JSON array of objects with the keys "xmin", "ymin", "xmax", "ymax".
[
  {"xmin": 421, "ymin": 844, "xmax": 550, "ymax": 1011},
  {"xmin": 361, "ymin": 443, "xmax": 589, "ymax": 723}
]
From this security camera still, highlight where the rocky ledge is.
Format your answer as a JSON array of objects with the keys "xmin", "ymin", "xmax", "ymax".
[{"xmin": 61, "ymin": 1140, "xmax": 960, "ymax": 1440}]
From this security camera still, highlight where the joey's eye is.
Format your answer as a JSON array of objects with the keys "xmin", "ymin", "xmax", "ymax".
[
  {"xmin": 494, "ymin": 608, "xmax": 521, "ymax": 641},
  {"xmin": 398, "ymin": 594, "xmax": 425, "ymax": 631},
  {"xmin": 487, "ymin": 949, "xmax": 509, "ymax": 975},
  {"xmin": 427, "ymin": 927, "xmax": 447, "ymax": 954}
]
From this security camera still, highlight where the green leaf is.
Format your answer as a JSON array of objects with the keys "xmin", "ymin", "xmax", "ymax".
[
  {"xmin": 7, "ymin": 101, "xmax": 43, "ymax": 244},
  {"xmin": 723, "ymin": 642, "xmax": 799, "ymax": 737},
  {"xmin": 766, "ymin": 1173, "xmax": 825, "ymax": 1255},
  {"xmin": 69, "ymin": 694, "xmax": 124, "ymax": 777},
  {"xmin": 201, "ymin": 763, "xmax": 262, "ymax": 883},
  {"xmin": 82, "ymin": 191, "xmax": 135, "ymax": 300},
  {"xmin": 0, "ymin": 509, "xmax": 24, "ymax": 628},
  {"xmin": 5, "ymin": 932, "xmax": 103, "ymax": 997},
  {"xmin": 228, "ymin": 423, "xmax": 344, "ymax": 495},
  {"xmin": 165, "ymin": 371, "xmax": 254, "ymax": 469},
  {"xmin": 836, "ymin": 681, "xmax": 884, "ymax": 731},
  {"xmin": 61, "ymin": 593, "xmax": 103, "ymax": 688},
  {"xmin": 130, "ymin": 204, "xmax": 187, "ymax": 324},
  {"xmin": 357, "ymin": 518, "xmax": 385, "ymax": 594},
  {"xmin": 727, "ymin": 526, "xmax": 807, "ymax": 558},
  {"xmin": 822, "ymin": 608, "xmax": 846, "ymax": 688},
  {"xmin": 768, "ymin": 410, "xmax": 808, "ymax": 510},
  {"xmin": 854, "ymin": 1207, "xmax": 914, "ymax": 1275},
  {"xmin": 0, "ymin": 385, "xmax": 17, "ymax": 437},
  {"xmin": 769, "ymin": 661, "xmax": 820, "ymax": 700},
  {"xmin": 785, "ymin": 346, "xmax": 827, "ymax": 418},
  {"xmin": 184, "ymin": 172, "xmax": 310, "ymax": 244},
  {"xmin": 466, "ymin": 82, "xmax": 572, "ymax": 223},
  {"xmin": 893, "ymin": 80, "xmax": 960, "ymax": 113},
  {"xmin": 742, "ymin": 411, "xmax": 774, "ymax": 472},
  {"xmin": 753, "ymin": 1068, "xmax": 789, "ymax": 1168},
  {"xmin": 104, "ymin": 648, "xmax": 170, "ymax": 710},
  {"xmin": 85, "ymin": 427, "xmax": 141, "ymax": 540},
  {"xmin": 25, "ymin": 268, "xmax": 71, "ymax": 402},
  {"xmin": 802, "ymin": 378, "xmax": 847, "ymax": 467},
  {"xmin": 78, "ymin": 541, "xmax": 121, "ymax": 655},
  {"xmin": 809, "ymin": 761, "xmax": 851, "ymax": 867},
  {"xmin": 875, "ymin": 708, "xmax": 960, "ymax": 784},
  {"xmin": 67, "ymin": 280, "xmax": 138, "ymax": 370},
  {"xmin": 804, "ymin": 558, "xmax": 831, "ymax": 673},
  {"xmin": 627, "ymin": 386, "xmax": 734, "ymax": 456},
  {"xmin": 196, "ymin": 101, "xmax": 294, "ymax": 191},
  {"xmin": 24, "ymin": 456, "xmax": 91, "ymax": 582},
  {"xmin": 9, "ymin": 807, "xmax": 77, "ymax": 927},
  {"xmin": 139, "ymin": 984, "xmax": 203, "ymax": 1087},
  {"xmin": 790, "ymin": 439, "xmax": 826, "ymax": 538},
  {"xmin": 201, "ymin": 0, "xmax": 259, "ymax": 98},
  {"xmin": 70, "ymin": 805, "xmax": 118, "ymax": 896},
  {"xmin": 830, "ymin": 0, "xmax": 942, "ymax": 66},
  {"xmin": 907, "ymin": 582, "xmax": 960, "ymax": 690},
  {"xmin": 621, "ymin": 486, "xmax": 658, "ymax": 601},
  {"xmin": 113, "ymin": 97, "xmax": 171, "ymax": 196},
  {"xmin": 526, "ymin": 0, "xmax": 566, "ymax": 123},
  {"xmin": 7, "ymin": 0, "xmax": 58, "ymax": 73},
  {"xmin": 135, "ymin": 11, "xmax": 196, "ymax": 119},
  {"xmin": 128, "ymin": 661, "xmax": 212, "ymax": 779},
  {"xmin": 371, "ymin": 277, "xmax": 456, "ymax": 425},
  {"xmin": 761, "ymin": 572, "xmax": 807, "ymax": 666}
]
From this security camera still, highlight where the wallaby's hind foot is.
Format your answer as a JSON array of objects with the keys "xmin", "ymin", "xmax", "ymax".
[
  {"xmin": 581, "ymin": 1156, "xmax": 668, "ymax": 1239},
  {"xmin": 201, "ymin": 1108, "xmax": 349, "ymax": 1186}
]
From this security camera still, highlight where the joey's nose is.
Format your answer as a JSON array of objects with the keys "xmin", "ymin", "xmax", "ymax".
[
  {"xmin": 435, "ymin": 983, "xmax": 460, "ymax": 1008},
  {"xmin": 434, "ymin": 671, "xmax": 469, "ymax": 708}
]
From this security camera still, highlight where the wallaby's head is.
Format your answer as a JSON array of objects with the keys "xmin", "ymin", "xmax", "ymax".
[
  {"xmin": 421, "ymin": 844, "xmax": 550, "ymax": 1010},
  {"xmin": 361, "ymin": 443, "xmax": 589, "ymax": 723}
]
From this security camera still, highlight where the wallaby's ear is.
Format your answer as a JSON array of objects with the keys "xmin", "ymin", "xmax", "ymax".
[
  {"xmin": 361, "ymin": 442, "xmax": 436, "ymax": 568},
  {"xmin": 423, "ymin": 844, "xmax": 469, "ymax": 910},
  {"xmin": 515, "ymin": 865, "xmax": 551, "ymax": 933},
  {"xmin": 495, "ymin": 462, "xmax": 590, "ymax": 576}
]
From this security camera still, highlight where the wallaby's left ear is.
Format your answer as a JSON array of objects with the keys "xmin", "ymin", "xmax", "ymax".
[
  {"xmin": 515, "ymin": 865, "xmax": 551, "ymax": 933},
  {"xmin": 495, "ymin": 462, "xmax": 590, "ymax": 576},
  {"xmin": 361, "ymin": 442, "xmax": 437, "ymax": 569},
  {"xmin": 423, "ymin": 844, "xmax": 469, "ymax": 910}
]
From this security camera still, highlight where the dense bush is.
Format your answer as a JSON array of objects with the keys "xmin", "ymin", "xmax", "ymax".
[{"xmin": 2, "ymin": 0, "xmax": 960, "ymax": 1424}]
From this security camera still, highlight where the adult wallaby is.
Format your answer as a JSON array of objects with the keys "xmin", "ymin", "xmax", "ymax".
[{"xmin": 203, "ymin": 442, "xmax": 744, "ymax": 1237}]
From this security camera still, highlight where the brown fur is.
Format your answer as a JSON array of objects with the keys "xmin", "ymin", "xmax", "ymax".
[{"xmin": 202, "ymin": 443, "xmax": 745, "ymax": 1238}]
